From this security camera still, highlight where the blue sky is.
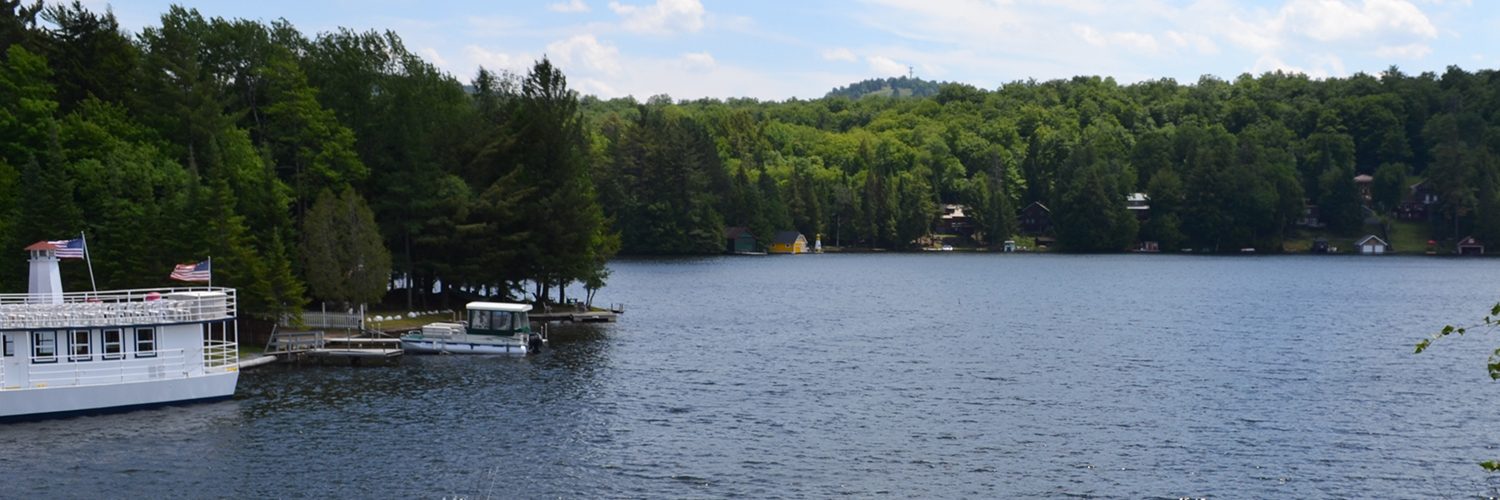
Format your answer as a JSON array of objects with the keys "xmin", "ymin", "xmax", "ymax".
[{"xmin": 78, "ymin": 0, "xmax": 1500, "ymax": 100}]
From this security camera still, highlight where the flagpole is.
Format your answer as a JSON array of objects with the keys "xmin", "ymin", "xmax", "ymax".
[{"xmin": 80, "ymin": 231, "xmax": 97, "ymax": 294}]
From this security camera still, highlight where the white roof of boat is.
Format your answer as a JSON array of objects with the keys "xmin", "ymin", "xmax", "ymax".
[{"xmin": 467, "ymin": 301, "xmax": 532, "ymax": 312}]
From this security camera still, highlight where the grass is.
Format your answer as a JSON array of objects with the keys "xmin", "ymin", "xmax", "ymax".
[
  {"xmin": 1387, "ymin": 219, "xmax": 1434, "ymax": 254},
  {"xmin": 366, "ymin": 312, "xmax": 458, "ymax": 332}
]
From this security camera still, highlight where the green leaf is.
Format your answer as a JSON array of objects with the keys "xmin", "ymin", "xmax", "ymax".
[
  {"xmin": 1442, "ymin": 325, "xmax": 1456, "ymax": 336},
  {"xmin": 1489, "ymin": 303, "xmax": 1500, "ymax": 317},
  {"xmin": 1415, "ymin": 339, "xmax": 1430, "ymax": 354},
  {"xmin": 1482, "ymin": 460, "xmax": 1500, "ymax": 472}
]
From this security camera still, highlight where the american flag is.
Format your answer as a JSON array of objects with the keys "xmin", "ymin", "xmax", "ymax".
[
  {"xmin": 47, "ymin": 238, "xmax": 85, "ymax": 259},
  {"xmin": 170, "ymin": 260, "xmax": 211, "ymax": 282}
]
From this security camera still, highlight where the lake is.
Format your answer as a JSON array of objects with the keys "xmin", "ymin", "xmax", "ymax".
[{"xmin": 4, "ymin": 254, "xmax": 1500, "ymax": 497}]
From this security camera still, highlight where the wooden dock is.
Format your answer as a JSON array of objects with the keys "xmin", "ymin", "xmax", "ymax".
[
  {"xmin": 265, "ymin": 330, "xmax": 403, "ymax": 366},
  {"xmin": 530, "ymin": 302, "xmax": 624, "ymax": 323}
]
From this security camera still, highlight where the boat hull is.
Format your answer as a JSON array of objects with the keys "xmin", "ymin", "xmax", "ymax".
[
  {"xmin": 0, "ymin": 370, "xmax": 238, "ymax": 421},
  {"xmin": 400, "ymin": 337, "xmax": 529, "ymax": 355}
]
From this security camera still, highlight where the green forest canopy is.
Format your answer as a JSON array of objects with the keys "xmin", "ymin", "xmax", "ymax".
[{"xmin": 2, "ymin": 2, "xmax": 1500, "ymax": 318}]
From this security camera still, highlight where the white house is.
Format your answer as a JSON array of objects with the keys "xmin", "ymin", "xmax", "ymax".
[{"xmin": 1356, "ymin": 234, "xmax": 1390, "ymax": 254}]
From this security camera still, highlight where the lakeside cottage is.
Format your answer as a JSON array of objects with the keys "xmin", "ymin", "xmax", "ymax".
[
  {"xmin": 1458, "ymin": 236, "xmax": 1485, "ymax": 255},
  {"xmin": 1020, "ymin": 202, "xmax": 1053, "ymax": 235},
  {"xmin": 1398, "ymin": 179, "xmax": 1439, "ymax": 221},
  {"xmin": 725, "ymin": 227, "xmax": 757, "ymax": 254},
  {"xmin": 1357, "ymin": 234, "xmax": 1390, "ymax": 254},
  {"xmin": 938, "ymin": 204, "xmax": 974, "ymax": 238},
  {"xmin": 769, "ymin": 231, "xmax": 807, "ymax": 254}
]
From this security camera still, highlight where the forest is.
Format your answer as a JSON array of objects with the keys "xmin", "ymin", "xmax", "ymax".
[{"xmin": 2, "ymin": 2, "xmax": 1499, "ymax": 320}]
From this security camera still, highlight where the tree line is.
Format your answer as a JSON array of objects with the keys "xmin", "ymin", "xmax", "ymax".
[
  {"xmin": 5, "ymin": 2, "xmax": 1500, "ymax": 320},
  {"xmin": 588, "ymin": 64, "xmax": 1500, "ymax": 255}
]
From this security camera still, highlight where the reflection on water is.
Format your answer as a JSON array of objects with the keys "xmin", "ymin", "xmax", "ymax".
[{"xmin": 6, "ymin": 254, "xmax": 1500, "ymax": 497}]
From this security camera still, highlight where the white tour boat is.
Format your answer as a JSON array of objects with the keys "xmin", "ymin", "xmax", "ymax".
[
  {"xmin": 0, "ymin": 242, "xmax": 238, "ymax": 421},
  {"xmin": 400, "ymin": 301, "xmax": 545, "ymax": 355}
]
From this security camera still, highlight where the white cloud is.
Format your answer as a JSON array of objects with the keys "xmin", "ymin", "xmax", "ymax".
[
  {"xmin": 549, "ymin": 0, "xmax": 591, "ymax": 13},
  {"xmin": 1277, "ymin": 0, "xmax": 1437, "ymax": 42},
  {"xmin": 546, "ymin": 35, "xmax": 623, "ymax": 76},
  {"xmin": 1223, "ymin": 0, "xmax": 1438, "ymax": 53},
  {"xmin": 575, "ymin": 78, "xmax": 620, "ymax": 97},
  {"xmin": 419, "ymin": 48, "xmax": 449, "ymax": 69},
  {"xmin": 464, "ymin": 45, "xmax": 528, "ymax": 72},
  {"xmin": 680, "ymin": 52, "xmax": 716, "ymax": 71},
  {"xmin": 1251, "ymin": 53, "xmax": 1347, "ymax": 78},
  {"xmin": 608, "ymin": 0, "xmax": 705, "ymax": 35},
  {"xmin": 822, "ymin": 47, "xmax": 858, "ymax": 62},
  {"xmin": 866, "ymin": 55, "xmax": 908, "ymax": 77}
]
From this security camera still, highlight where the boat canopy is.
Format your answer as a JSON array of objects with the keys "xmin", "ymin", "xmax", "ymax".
[
  {"xmin": 467, "ymin": 301, "xmax": 532, "ymax": 313},
  {"xmin": 465, "ymin": 302, "xmax": 532, "ymax": 334}
]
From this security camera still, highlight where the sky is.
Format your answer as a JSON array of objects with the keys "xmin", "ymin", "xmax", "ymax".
[{"xmin": 70, "ymin": 0, "xmax": 1500, "ymax": 101}]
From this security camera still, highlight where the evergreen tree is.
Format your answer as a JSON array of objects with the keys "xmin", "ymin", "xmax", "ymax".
[{"xmin": 301, "ymin": 188, "xmax": 391, "ymax": 306}]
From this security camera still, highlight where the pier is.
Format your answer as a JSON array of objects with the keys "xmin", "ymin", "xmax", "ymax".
[
  {"xmin": 530, "ymin": 302, "xmax": 624, "ymax": 323},
  {"xmin": 264, "ymin": 330, "xmax": 403, "ymax": 366}
]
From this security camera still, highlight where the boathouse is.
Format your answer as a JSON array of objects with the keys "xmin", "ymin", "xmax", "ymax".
[
  {"xmin": 768, "ymin": 231, "xmax": 807, "ymax": 254},
  {"xmin": 725, "ymin": 227, "xmax": 757, "ymax": 254},
  {"xmin": 1458, "ymin": 236, "xmax": 1485, "ymax": 255},
  {"xmin": 1356, "ymin": 234, "xmax": 1390, "ymax": 254}
]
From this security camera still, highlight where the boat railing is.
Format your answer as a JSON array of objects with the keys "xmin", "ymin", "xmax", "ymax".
[
  {"xmin": 203, "ymin": 339, "xmax": 238, "ymax": 369},
  {"xmin": 0, "ymin": 287, "xmax": 236, "ymax": 329},
  {"xmin": 22, "ymin": 348, "xmax": 193, "ymax": 389}
]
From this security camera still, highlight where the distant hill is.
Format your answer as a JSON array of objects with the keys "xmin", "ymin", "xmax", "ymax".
[{"xmin": 825, "ymin": 76, "xmax": 942, "ymax": 100}]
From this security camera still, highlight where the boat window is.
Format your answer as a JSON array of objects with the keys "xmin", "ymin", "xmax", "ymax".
[
  {"xmin": 135, "ymin": 328, "xmax": 156, "ymax": 358},
  {"xmin": 471, "ymin": 311, "xmax": 490, "ymax": 330},
  {"xmin": 32, "ymin": 331, "xmax": 56, "ymax": 363},
  {"xmin": 2, "ymin": 334, "xmax": 12, "ymax": 357},
  {"xmin": 69, "ymin": 330, "xmax": 92, "ymax": 362},
  {"xmin": 102, "ymin": 329, "xmax": 123, "ymax": 360},
  {"xmin": 494, "ymin": 312, "xmax": 513, "ymax": 331}
]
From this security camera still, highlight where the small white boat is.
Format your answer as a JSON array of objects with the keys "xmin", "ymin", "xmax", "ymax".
[
  {"xmin": 1, "ymin": 242, "xmax": 239, "ymax": 421},
  {"xmin": 399, "ymin": 302, "xmax": 545, "ymax": 355}
]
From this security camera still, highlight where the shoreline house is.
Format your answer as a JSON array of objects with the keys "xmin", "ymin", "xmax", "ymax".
[
  {"xmin": 937, "ymin": 204, "xmax": 975, "ymax": 240},
  {"xmin": 1019, "ymin": 202, "xmax": 1052, "ymax": 235},
  {"xmin": 1458, "ymin": 236, "xmax": 1485, "ymax": 255},
  {"xmin": 769, "ymin": 231, "xmax": 807, "ymax": 254},
  {"xmin": 725, "ymin": 227, "xmax": 757, "ymax": 254},
  {"xmin": 1125, "ymin": 193, "xmax": 1150, "ymax": 223},
  {"xmin": 1356, "ymin": 234, "xmax": 1390, "ymax": 254},
  {"xmin": 1397, "ymin": 179, "xmax": 1439, "ymax": 221}
]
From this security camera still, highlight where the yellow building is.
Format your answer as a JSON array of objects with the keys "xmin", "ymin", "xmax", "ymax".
[{"xmin": 768, "ymin": 231, "xmax": 807, "ymax": 254}]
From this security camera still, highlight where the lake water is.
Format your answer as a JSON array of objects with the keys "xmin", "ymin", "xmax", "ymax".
[{"xmin": 5, "ymin": 254, "xmax": 1500, "ymax": 497}]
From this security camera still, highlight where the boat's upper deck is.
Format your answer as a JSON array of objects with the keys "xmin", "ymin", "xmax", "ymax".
[{"xmin": 0, "ymin": 287, "xmax": 236, "ymax": 330}]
